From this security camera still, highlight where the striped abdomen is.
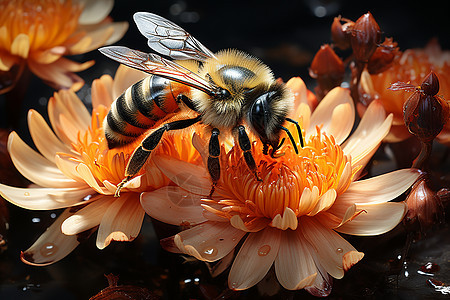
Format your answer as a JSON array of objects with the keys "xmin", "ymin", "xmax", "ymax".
[{"xmin": 104, "ymin": 75, "xmax": 189, "ymax": 148}]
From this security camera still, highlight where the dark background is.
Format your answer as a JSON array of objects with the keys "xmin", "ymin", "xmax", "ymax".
[{"xmin": 1, "ymin": 0, "xmax": 450, "ymax": 299}]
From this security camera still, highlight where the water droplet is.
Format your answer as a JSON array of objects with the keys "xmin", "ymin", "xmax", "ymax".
[
  {"xmin": 336, "ymin": 248, "xmax": 343, "ymax": 254},
  {"xmin": 230, "ymin": 282, "xmax": 238, "ymax": 289},
  {"xmin": 202, "ymin": 246, "xmax": 218, "ymax": 259},
  {"xmin": 258, "ymin": 245, "xmax": 271, "ymax": 256},
  {"xmin": 39, "ymin": 243, "xmax": 58, "ymax": 257},
  {"xmin": 31, "ymin": 217, "xmax": 40, "ymax": 223},
  {"xmin": 24, "ymin": 192, "xmax": 30, "ymax": 196}
]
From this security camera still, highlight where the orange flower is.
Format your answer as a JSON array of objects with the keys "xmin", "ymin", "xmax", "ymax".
[
  {"xmin": 142, "ymin": 79, "xmax": 420, "ymax": 296},
  {"xmin": 361, "ymin": 40, "xmax": 450, "ymax": 143},
  {"xmin": 0, "ymin": 65, "xmax": 200, "ymax": 265},
  {"xmin": 0, "ymin": 0, "xmax": 128, "ymax": 93}
]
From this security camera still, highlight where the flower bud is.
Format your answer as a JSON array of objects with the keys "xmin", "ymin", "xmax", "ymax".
[
  {"xmin": 331, "ymin": 16, "xmax": 354, "ymax": 50},
  {"xmin": 350, "ymin": 12, "xmax": 381, "ymax": 63},
  {"xmin": 309, "ymin": 44, "xmax": 345, "ymax": 99},
  {"xmin": 403, "ymin": 71, "xmax": 450, "ymax": 142},
  {"xmin": 367, "ymin": 38, "xmax": 400, "ymax": 74},
  {"xmin": 404, "ymin": 177, "xmax": 443, "ymax": 233}
]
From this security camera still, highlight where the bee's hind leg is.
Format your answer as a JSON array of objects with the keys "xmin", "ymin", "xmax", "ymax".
[
  {"xmin": 115, "ymin": 116, "xmax": 202, "ymax": 197},
  {"xmin": 237, "ymin": 125, "xmax": 261, "ymax": 181}
]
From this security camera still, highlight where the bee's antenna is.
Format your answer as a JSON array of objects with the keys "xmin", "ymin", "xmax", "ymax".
[
  {"xmin": 285, "ymin": 118, "xmax": 304, "ymax": 148},
  {"xmin": 279, "ymin": 126, "xmax": 298, "ymax": 154}
]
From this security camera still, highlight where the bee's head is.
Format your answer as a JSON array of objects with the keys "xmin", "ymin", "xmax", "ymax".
[{"xmin": 247, "ymin": 82, "xmax": 295, "ymax": 157}]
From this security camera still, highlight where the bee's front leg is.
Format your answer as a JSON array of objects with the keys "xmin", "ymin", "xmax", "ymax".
[{"xmin": 237, "ymin": 125, "xmax": 261, "ymax": 181}]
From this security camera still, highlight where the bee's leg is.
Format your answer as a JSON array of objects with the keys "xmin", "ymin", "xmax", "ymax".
[
  {"xmin": 115, "ymin": 115, "xmax": 201, "ymax": 197},
  {"xmin": 207, "ymin": 128, "xmax": 220, "ymax": 198},
  {"xmin": 237, "ymin": 125, "xmax": 261, "ymax": 181}
]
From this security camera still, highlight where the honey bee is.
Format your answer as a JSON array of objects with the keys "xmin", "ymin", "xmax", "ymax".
[{"xmin": 99, "ymin": 12, "xmax": 303, "ymax": 197}]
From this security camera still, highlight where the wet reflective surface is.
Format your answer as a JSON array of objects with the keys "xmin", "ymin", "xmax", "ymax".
[{"xmin": 1, "ymin": 0, "xmax": 450, "ymax": 299}]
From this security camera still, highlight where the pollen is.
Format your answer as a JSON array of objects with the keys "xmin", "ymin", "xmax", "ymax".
[{"xmin": 206, "ymin": 128, "xmax": 358, "ymax": 230}]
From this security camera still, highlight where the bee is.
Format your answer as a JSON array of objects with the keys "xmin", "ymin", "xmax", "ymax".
[{"xmin": 99, "ymin": 12, "xmax": 303, "ymax": 197}]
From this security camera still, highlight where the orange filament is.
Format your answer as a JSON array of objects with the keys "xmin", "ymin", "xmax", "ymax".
[{"xmin": 207, "ymin": 128, "xmax": 358, "ymax": 226}]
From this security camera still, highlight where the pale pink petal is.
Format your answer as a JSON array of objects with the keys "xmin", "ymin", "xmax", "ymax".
[
  {"xmin": 155, "ymin": 155, "xmax": 211, "ymax": 196},
  {"xmin": 330, "ymin": 169, "xmax": 420, "ymax": 219},
  {"xmin": 336, "ymin": 202, "xmax": 407, "ymax": 236},
  {"xmin": 228, "ymin": 227, "xmax": 281, "ymax": 290},
  {"xmin": 20, "ymin": 209, "xmax": 80, "ymax": 266},
  {"xmin": 8, "ymin": 132, "xmax": 83, "ymax": 188},
  {"xmin": 342, "ymin": 100, "xmax": 392, "ymax": 166},
  {"xmin": 28, "ymin": 57, "xmax": 94, "ymax": 91},
  {"xmin": 112, "ymin": 65, "xmax": 148, "ymax": 100},
  {"xmin": 78, "ymin": 0, "xmax": 114, "ymax": 24},
  {"xmin": 91, "ymin": 74, "xmax": 114, "ymax": 108},
  {"xmin": 174, "ymin": 221, "xmax": 245, "ymax": 262},
  {"xmin": 304, "ymin": 262, "xmax": 333, "ymax": 297},
  {"xmin": 54, "ymin": 155, "xmax": 85, "ymax": 182},
  {"xmin": 336, "ymin": 161, "xmax": 352, "ymax": 194},
  {"xmin": 62, "ymin": 195, "xmax": 113, "ymax": 235},
  {"xmin": 300, "ymin": 217, "xmax": 363, "ymax": 279},
  {"xmin": 229, "ymin": 215, "xmax": 268, "ymax": 232},
  {"xmin": 328, "ymin": 103, "xmax": 354, "ymax": 144},
  {"xmin": 298, "ymin": 186, "xmax": 320, "ymax": 215},
  {"xmin": 27, "ymin": 110, "xmax": 73, "ymax": 164},
  {"xmin": 274, "ymin": 229, "xmax": 317, "ymax": 290},
  {"xmin": 307, "ymin": 87, "xmax": 354, "ymax": 141},
  {"xmin": 96, "ymin": 193, "xmax": 145, "ymax": 249},
  {"xmin": 271, "ymin": 207, "xmax": 298, "ymax": 230},
  {"xmin": 0, "ymin": 184, "xmax": 94, "ymax": 210},
  {"xmin": 141, "ymin": 186, "xmax": 206, "ymax": 226}
]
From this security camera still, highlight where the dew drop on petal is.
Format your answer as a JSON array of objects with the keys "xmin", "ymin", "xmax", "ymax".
[
  {"xmin": 39, "ymin": 243, "xmax": 58, "ymax": 257},
  {"xmin": 24, "ymin": 192, "xmax": 30, "ymax": 196},
  {"xmin": 258, "ymin": 245, "xmax": 271, "ymax": 256},
  {"xmin": 336, "ymin": 248, "xmax": 343, "ymax": 254},
  {"xmin": 202, "ymin": 246, "xmax": 218, "ymax": 259}
]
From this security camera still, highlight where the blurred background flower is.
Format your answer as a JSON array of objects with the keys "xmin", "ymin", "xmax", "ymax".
[
  {"xmin": 142, "ymin": 83, "xmax": 420, "ymax": 296},
  {"xmin": 0, "ymin": 65, "xmax": 200, "ymax": 265},
  {"xmin": 0, "ymin": 0, "xmax": 128, "ymax": 93}
]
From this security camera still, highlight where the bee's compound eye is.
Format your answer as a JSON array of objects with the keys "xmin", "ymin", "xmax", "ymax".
[
  {"xmin": 219, "ymin": 88, "xmax": 231, "ymax": 99},
  {"xmin": 249, "ymin": 97, "xmax": 267, "ymax": 136}
]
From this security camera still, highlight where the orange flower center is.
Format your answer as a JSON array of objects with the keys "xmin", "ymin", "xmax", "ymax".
[
  {"xmin": 68, "ymin": 106, "xmax": 200, "ymax": 192},
  {"xmin": 205, "ymin": 128, "xmax": 358, "ymax": 230},
  {"xmin": 0, "ymin": 0, "xmax": 82, "ymax": 51}
]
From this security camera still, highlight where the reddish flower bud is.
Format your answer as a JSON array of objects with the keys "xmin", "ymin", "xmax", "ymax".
[
  {"xmin": 367, "ymin": 38, "xmax": 400, "ymax": 74},
  {"xmin": 331, "ymin": 16, "xmax": 354, "ymax": 50},
  {"xmin": 309, "ymin": 44, "xmax": 345, "ymax": 99},
  {"xmin": 401, "ymin": 71, "xmax": 450, "ymax": 142},
  {"xmin": 350, "ymin": 12, "xmax": 381, "ymax": 63},
  {"xmin": 404, "ymin": 177, "xmax": 443, "ymax": 233}
]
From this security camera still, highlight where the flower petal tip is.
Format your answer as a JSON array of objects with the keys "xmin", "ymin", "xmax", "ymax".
[{"xmin": 343, "ymin": 250, "xmax": 364, "ymax": 272}]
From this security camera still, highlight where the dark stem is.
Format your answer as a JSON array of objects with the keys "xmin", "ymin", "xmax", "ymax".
[
  {"xmin": 349, "ymin": 60, "xmax": 366, "ymax": 106},
  {"xmin": 412, "ymin": 140, "xmax": 432, "ymax": 170}
]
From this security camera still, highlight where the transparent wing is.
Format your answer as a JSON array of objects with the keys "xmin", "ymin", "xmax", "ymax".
[
  {"xmin": 99, "ymin": 46, "xmax": 214, "ymax": 95},
  {"xmin": 133, "ymin": 12, "xmax": 216, "ymax": 61}
]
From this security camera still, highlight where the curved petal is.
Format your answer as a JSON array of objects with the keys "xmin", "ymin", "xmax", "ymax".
[
  {"xmin": 307, "ymin": 87, "xmax": 354, "ymax": 141},
  {"xmin": 228, "ymin": 227, "xmax": 281, "ymax": 290},
  {"xmin": 11, "ymin": 33, "xmax": 30, "ymax": 58},
  {"xmin": 27, "ymin": 110, "xmax": 73, "ymax": 164},
  {"xmin": 330, "ymin": 169, "xmax": 420, "ymax": 219},
  {"xmin": 76, "ymin": 163, "xmax": 110, "ymax": 194},
  {"xmin": 174, "ymin": 221, "xmax": 245, "ymax": 262},
  {"xmin": 0, "ymin": 184, "xmax": 94, "ymax": 210},
  {"xmin": 8, "ymin": 132, "xmax": 82, "ymax": 188},
  {"xmin": 307, "ymin": 189, "xmax": 337, "ymax": 216},
  {"xmin": 141, "ymin": 186, "xmax": 206, "ymax": 226},
  {"xmin": 70, "ymin": 22, "xmax": 128, "ymax": 54},
  {"xmin": 21, "ymin": 209, "xmax": 79, "ymax": 266},
  {"xmin": 62, "ymin": 195, "xmax": 113, "ymax": 235},
  {"xmin": 91, "ymin": 74, "xmax": 114, "ymax": 108},
  {"xmin": 271, "ymin": 207, "xmax": 298, "ymax": 230},
  {"xmin": 155, "ymin": 155, "xmax": 211, "ymax": 196},
  {"xmin": 342, "ymin": 100, "xmax": 392, "ymax": 166},
  {"xmin": 274, "ymin": 229, "xmax": 317, "ymax": 290},
  {"xmin": 78, "ymin": 0, "xmax": 114, "ymax": 24},
  {"xmin": 96, "ymin": 193, "xmax": 145, "ymax": 249},
  {"xmin": 336, "ymin": 202, "xmax": 407, "ymax": 236},
  {"xmin": 299, "ymin": 217, "xmax": 363, "ymax": 279},
  {"xmin": 112, "ymin": 65, "xmax": 151, "ymax": 100}
]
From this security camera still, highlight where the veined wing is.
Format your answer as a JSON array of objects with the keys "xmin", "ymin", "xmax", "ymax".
[
  {"xmin": 133, "ymin": 12, "xmax": 216, "ymax": 61},
  {"xmin": 99, "ymin": 46, "xmax": 214, "ymax": 95}
]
